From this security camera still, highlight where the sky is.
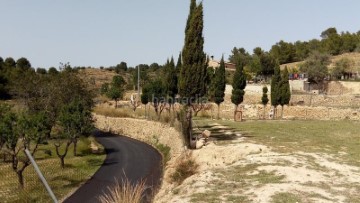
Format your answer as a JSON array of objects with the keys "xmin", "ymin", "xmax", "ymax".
[{"xmin": 1, "ymin": 0, "xmax": 360, "ymax": 69}]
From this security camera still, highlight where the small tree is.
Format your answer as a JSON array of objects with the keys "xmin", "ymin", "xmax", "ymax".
[
  {"xmin": 105, "ymin": 75, "xmax": 126, "ymax": 108},
  {"xmin": 231, "ymin": 60, "xmax": 247, "ymax": 121},
  {"xmin": 300, "ymin": 51, "xmax": 330, "ymax": 92},
  {"xmin": 148, "ymin": 79, "xmax": 166, "ymax": 118},
  {"xmin": 271, "ymin": 62, "xmax": 281, "ymax": 119},
  {"xmin": 141, "ymin": 85, "xmax": 149, "ymax": 118},
  {"xmin": 1, "ymin": 105, "xmax": 49, "ymax": 188},
  {"xmin": 55, "ymin": 99, "xmax": 93, "ymax": 168},
  {"xmin": 279, "ymin": 67, "xmax": 291, "ymax": 119},
  {"xmin": 213, "ymin": 57, "xmax": 226, "ymax": 119},
  {"xmin": 261, "ymin": 86, "xmax": 269, "ymax": 119}
]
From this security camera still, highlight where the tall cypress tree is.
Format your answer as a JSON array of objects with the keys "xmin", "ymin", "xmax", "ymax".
[
  {"xmin": 213, "ymin": 56, "xmax": 226, "ymax": 119},
  {"xmin": 231, "ymin": 60, "xmax": 247, "ymax": 121},
  {"xmin": 178, "ymin": 0, "xmax": 207, "ymax": 148},
  {"xmin": 271, "ymin": 62, "xmax": 281, "ymax": 119},
  {"xmin": 279, "ymin": 66, "xmax": 291, "ymax": 119},
  {"xmin": 179, "ymin": 1, "xmax": 207, "ymax": 102},
  {"xmin": 166, "ymin": 57, "xmax": 178, "ymax": 105}
]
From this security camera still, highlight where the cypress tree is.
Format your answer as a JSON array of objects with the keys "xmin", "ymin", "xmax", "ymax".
[
  {"xmin": 165, "ymin": 57, "xmax": 178, "ymax": 106},
  {"xmin": 213, "ymin": 56, "xmax": 226, "ymax": 119},
  {"xmin": 231, "ymin": 60, "xmax": 247, "ymax": 121},
  {"xmin": 179, "ymin": 1, "xmax": 207, "ymax": 102},
  {"xmin": 270, "ymin": 62, "xmax": 281, "ymax": 119},
  {"xmin": 178, "ymin": 0, "xmax": 207, "ymax": 148},
  {"xmin": 176, "ymin": 52, "xmax": 182, "ymax": 76},
  {"xmin": 279, "ymin": 66, "xmax": 291, "ymax": 119},
  {"xmin": 261, "ymin": 86, "xmax": 269, "ymax": 119}
]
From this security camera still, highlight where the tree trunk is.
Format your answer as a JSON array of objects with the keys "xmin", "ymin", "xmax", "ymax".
[
  {"xmin": 60, "ymin": 156, "xmax": 65, "ymax": 169},
  {"xmin": 234, "ymin": 105, "xmax": 238, "ymax": 121},
  {"xmin": 73, "ymin": 139, "xmax": 78, "ymax": 156},
  {"xmin": 217, "ymin": 104, "xmax": 220, "ymax": 120},
  {"xmin": 17, "ymin": 171, "xmax": 24, "ymax": 189},
  {"xmin": 55, "ymin": 141, "xmax": 71, "ymax": 168},
  {"xmin": 240, "ymin": 110, "xmax": 243, "ymax": 122},
  {"xmin": 189, "ymin": 108, "xmax": 194, "ymax": 149},
  {"xmin": 263, "ymin": 105, "xmax": 266, "ymax": 120},
  {"xmin": 144, "ymin": 104, "xmax": 147, "ymax": 119},
  {"xmin": 281, "ymin": 105, "xmax": 284, "ymax": 119},
  {"xmin": 115, "ymin": 99, "xmax": 117, "ymax": 108}
]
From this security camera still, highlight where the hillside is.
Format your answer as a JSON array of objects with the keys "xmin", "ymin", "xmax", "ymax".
[{"xmin": 280, "ymin": 52, "xmax": 360, "ymax": 72}]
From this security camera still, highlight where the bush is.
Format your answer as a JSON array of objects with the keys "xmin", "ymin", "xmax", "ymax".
[
  {"xmin": 171, "ymin": 154, "xmax": 199, "ymax": 185},
  {"xmin": 155, "ymin": 142, "xmax": 171, "ymax": 167}
]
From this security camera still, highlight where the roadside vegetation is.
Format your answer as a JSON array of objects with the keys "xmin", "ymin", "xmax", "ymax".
[
  {"xmin": 0, "ymin": 61, "xmax": 105, "ymax": 201},
  {"xmin": 98, "ymin": 178, "xmax": 146, "ymax": 203}
]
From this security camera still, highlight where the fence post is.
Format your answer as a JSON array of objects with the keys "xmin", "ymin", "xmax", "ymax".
[{"xmin": 24, "ymin": 149, "xmax": 58, "ymax": 203}]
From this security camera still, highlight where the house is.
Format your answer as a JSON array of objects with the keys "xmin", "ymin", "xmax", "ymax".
[{"xmin": 208, "ymin": 58, "xmax": 236, "ymax": 71}]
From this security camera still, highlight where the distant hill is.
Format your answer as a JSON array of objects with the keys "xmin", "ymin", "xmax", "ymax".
[{"xmin": 280, "ymin": 52, "xmax": 360, "ymax": 73}]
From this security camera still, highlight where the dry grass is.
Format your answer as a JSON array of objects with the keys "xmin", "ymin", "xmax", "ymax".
[
  {"xmin": 171, "ymin": 154, "xmax": 199, "ymax": 185},
  {"xmin": 98, "ymin": 178, "xmax": 147, "ymax": 203},
  {"xmin": 0, "ymin": 138, "xmax": 105, "ymax": 202}
]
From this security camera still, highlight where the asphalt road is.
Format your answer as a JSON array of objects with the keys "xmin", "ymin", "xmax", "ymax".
[{"xmin": 64, "ymin": 131, "xmax": 162, "ymax": 203}]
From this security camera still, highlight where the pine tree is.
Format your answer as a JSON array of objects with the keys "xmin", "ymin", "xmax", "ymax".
[
  {"xmin": 213, "ymin": 56, "xmax": 226, "ymax": 119},
  {"xmin": 231, "ymin": 60, "xmax": 247, "ymax": 121},
  {"xmin": 271, "ymin": 62, "xmax": 281, "ymax": 119},
  {"xmin": 178, "ymin": 0, "xmax": 207, "ymax": 148},
  {"xmin": 261, "ymin": 86, "xmax": 269, "ymax": 119},
  {"xmin": 279, "ymin": 67, "xmax": 291, "ymax": 119}
]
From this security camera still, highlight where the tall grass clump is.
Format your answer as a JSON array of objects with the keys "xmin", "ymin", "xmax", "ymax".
[
  {"xmin": 98, "ymin": 178, "xmax": 146, "ymax": 203},
  {"xmin": 171, "ymin": 154, "xmax": 199, "ymax": 185}
]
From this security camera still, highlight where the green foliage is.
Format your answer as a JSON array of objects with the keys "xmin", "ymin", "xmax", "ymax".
[
  {"xmin": 261, "ymin": 86, "xmax": 269, "ymax": 106},
  {"xmin": 100, "ymin": 83, "xmax": 109, "ymax": 95},
  {"xmin": 279, "ymin": 67, "xmax": 291, "ymax": 107},
  {"xmin": 179, "ymin": 1, "xmax": 207, "ymax": 103},
  {"xmin": 132, "ymin": 66, "xmax": 148, "ymax": 89},
  {"xmin": 213, "ymin": 57, "xmax": 226, "ymax": 105},
  {"xmin": 4, "ymin": 57, "xmax": 16, "ymax": 68},
  {"xmin": 48, "ymin": 67, "xmax": 59, "ymax": 75},
  {"xmin": 163, "ymin": 57, "xmax": 178, "ymax": 102},
  {"xmin": 300, "ymin": 51, "xmax": 330, "ymax": 84},
  {"xmin": 16, "ymin": 57, "xmax": 31, "ymax": 70},
  {"xmin": 36, "ymin": 68, "xmax": 47, "ymax": 74},
  {"xmin": 104, "ymin": 75, "xmax": 126, "ymax": 106},
  {"xmin": 115, "ymin": 62, "xmax": 128, "ymax": 73},
  {"xmin": 228, "ymin": 47, "xmax": 251, "ymax": 66},
  {"xmin": 271, "ymin": 63, "xmax": 281, "ymax": 107},
  {"xmin": 230, "ymin": 27, "xmax": 360, "ymax": 68},
  {"xmin": 58, "ymin": 98, "xmax": 94, "ymax": 139},
  {"xmin": 231, "ymin": 60, "xmax": 246, "ymax": 106},
  {"xmin": 332, "ymin": 58, "xmax": 354, "ymax": 80},
  {"xmin": 206, "ymin": 67, "xmax": 216, "ymax": 100},
  {"xmin": 0, "ymin": 104, "xmax": 16, "ymax": 149}
]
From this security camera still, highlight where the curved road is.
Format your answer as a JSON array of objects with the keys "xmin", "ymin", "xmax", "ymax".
[{"xmin": 64, "ymin": 131, "xmax": 163, "ymax": 203}]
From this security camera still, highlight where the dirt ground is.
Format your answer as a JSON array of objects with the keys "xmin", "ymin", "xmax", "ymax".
[{"xmin": 154, "ymin": 123, "xmax": 360, "ymax": 203}]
